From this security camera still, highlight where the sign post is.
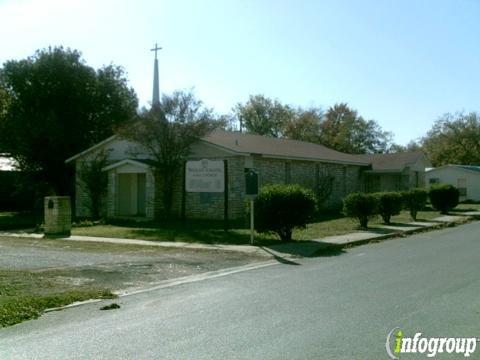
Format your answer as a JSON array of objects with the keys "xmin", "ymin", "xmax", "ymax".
[{"xmin": 245, "ymin": 169, "xmax": 258, "ymax": 245}]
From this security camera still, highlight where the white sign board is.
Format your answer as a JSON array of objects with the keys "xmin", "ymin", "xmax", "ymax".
[{"xmin": 186, "ymin": 159, "xmax": 224, "ymax": 193}]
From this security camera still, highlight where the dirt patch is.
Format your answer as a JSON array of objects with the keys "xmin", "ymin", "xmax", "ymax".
[{"xmin": 0, "ymin": 236, "xmax": 267, "ymax": 293}]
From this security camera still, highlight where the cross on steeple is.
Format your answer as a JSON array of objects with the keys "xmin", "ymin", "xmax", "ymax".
[
  {"xmin": 151, "ymin": 43, "xmax": 162, "ymax": 108},
  {"xmin": 151, "ymin": 43, "xmax": 162, "ymax": 60}
]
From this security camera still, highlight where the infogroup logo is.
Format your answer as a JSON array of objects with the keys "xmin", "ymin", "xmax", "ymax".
[{"xmin": 386, "ymin": 327, "xmax": 478, "ymax": 359}]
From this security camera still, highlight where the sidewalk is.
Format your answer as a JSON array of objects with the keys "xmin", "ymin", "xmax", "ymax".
[
  {"xmin": 256, "ymin": 213, "xmax": 478, "ymax": 258},
  {"xmin": 1, "ymin": 212, "xmax": 478, "ymax": 259}
]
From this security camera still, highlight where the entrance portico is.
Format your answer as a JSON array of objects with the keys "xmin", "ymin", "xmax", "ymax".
[{"xmin": 103, "ymin": 159, "xmax": 155, "ymax": 219}]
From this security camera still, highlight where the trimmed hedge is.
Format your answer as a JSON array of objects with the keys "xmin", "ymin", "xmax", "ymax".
[
  {"xmin": 375, "ymin": 192, "xmax": 403, "ymax": 224},
  {"xmin": 343, "ymin": 192, "xmax": 379, "ymax": 228},
  {"xmin": 254, "ymin": 184, "xmax": 316, "ymax": 242},
  {"xmin": 401, "ymin": 188, "xmax": 428, "ymax": 221},
  {"xmin": 429, "ymin": 184, "xmax": 459, "ymax": 214}
]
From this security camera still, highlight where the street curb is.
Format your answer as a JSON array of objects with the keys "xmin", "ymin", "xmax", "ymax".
[
  {"xmin": 329, "ymin": 215, "xmax": 476, "ymax": 251},
  {"xmin": 44, "ymin": 299, "xmax": 103, "ymax": 313},
  {"xmin": 42, "ymin": 260, "xmax": 279, "ymax": 313}
]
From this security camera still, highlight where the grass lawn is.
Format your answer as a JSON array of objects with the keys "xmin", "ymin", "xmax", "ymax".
[
  {"xmin": 452, "ymin": 203, "xmax": 480, "ymax": 212},
  {"xmin": 0, "ymin": 269, "xmax": 115, "ymax": 327},
  {"xmin": 72, "ymin": 204, "xmax": 480, "ymax": 245}
]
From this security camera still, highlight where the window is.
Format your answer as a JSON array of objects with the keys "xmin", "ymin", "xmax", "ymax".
[{"xmin": 429, "ymin": 178, "xmax": 440, "ymax": 185}]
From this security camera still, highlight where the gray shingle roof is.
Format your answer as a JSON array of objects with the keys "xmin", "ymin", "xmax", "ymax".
[
  {"xmin": 202, "ymin": 129, "xmax": 370, "ymax": 165},
  {"xmin": 353, "ymin": 152, "xmax": 425, "ymax": 172},
  {"xmin": 456, "ymin": 165, "xmax": 480, "ymax": 173}
]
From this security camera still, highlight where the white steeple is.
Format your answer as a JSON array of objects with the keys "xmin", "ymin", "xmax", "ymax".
[{"xmin": 151, "ymin": 43, "xmax": 162, "ymax": 108}]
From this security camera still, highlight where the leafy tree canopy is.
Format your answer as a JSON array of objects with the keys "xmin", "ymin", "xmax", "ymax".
[
  {"xmin": 320, "ymin": 103, "xmax": 392, "ymax": 154},
  {"xmin": 0, "ymin": 46, "xmax": 138, "ymax": 194},
  {"xmin": 283, "ymin": 107, "xmax": 323, "ymax": 144},
  {"xmin": 235, "ymin": 94, "xmax": 294, "ymax": 137},
  {"xmin": 421, "ymin": 112, "xmax": 480, "ymax": 166},
  {"xmin": 234, "ymin": 98, "xmax": 392, "ymax": 154},
  {"xmin": 389, "ymin": 140, "xmax": 423, "ymax": 154}
]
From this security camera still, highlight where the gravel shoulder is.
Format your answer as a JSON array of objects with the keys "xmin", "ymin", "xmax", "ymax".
[{"xmin": 0, "ymin": 236, "xmax": 267, "ymax": 293}]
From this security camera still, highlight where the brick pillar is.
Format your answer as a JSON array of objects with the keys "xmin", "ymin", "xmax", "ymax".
[{"xmin": 44, "ymin": 196, "xmax": 71, "ymax": 237}]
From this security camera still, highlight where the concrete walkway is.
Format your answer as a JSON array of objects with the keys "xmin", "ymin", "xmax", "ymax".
[
  {"xmin": 265, "ymin": 214, "xmax": 478, "ymax": 257},
  {"xmin": 0, "ymin": 213, "xmax": 478, "ymax": 259}
]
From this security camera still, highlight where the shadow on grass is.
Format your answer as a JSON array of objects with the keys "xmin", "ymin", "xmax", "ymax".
[
  {"xmin": 377, "ymin": 222, "xmax": 421, "ymax": 228},
  {"xmin": 0, "ymin": 212, "xmax": 39, "ymax": 231},
  {"xmin": 449, "ymin": 208, "xmax": 479, "ymax": 213},
  {"xmin": 410, "ymin": 218, "xmax": 437, "ymax": 223},
  {"xmin": 128, "ymin": 227, "xmax": 281, "ymax": 246},
  {"xmin": 262, "ymin": 240, "xmax": 346, "ymax": 260},
  {"xmin": 354, "ymin": 226, "xmax": 394, "ymax": 235}
]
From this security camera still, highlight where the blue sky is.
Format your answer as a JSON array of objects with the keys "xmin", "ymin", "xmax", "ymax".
[{"xmin": 1, "ymin": 0, "xmax": 479, "ymax": 145}]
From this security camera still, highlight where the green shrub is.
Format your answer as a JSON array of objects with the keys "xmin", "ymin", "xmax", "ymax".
[
  {"xmin": 375, "ymin": 192, "xmax": 403, "ymax": 224},
  {"xmin": 342, "ymin": 192, "xmax": 379, "ymax": 228},
  {"xmin": 254, "ymin": 184, "xmax": 316, "ymax": 242},
  {"xmin": 429, "ymin": 184, "xmax": 460, "ymax": 214},
  {"xmin": 401, "ymin": 188, "xmax": 428, "ymax": 220}
]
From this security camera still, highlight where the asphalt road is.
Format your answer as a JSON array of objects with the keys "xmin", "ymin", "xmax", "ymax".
[{"xmin": 1, "ymin": 222, "xmax": 479, "ymax": 359}]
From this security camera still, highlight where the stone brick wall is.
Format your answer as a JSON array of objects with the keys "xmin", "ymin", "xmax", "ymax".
[
  {"xmin": 145, "ymin": 170, "xmax": 155, "ymax": 219},
  {"xmin": 254, "ymin": 158, "xmax": 363, "ymax": 210},
  {"xmin": 363, "ymin": 169, "xmax": 426, "ymax": 194},
  {"xmin": 75, "ymin": 161, "xmax": 90, "ymax": 218},
  {"xmin": 44, "ymin": 196, "xmax": 71, "ymax": 236},
  {"xmin": 167, "ymin": 156, "xmax": 246, "ymax": 220},
  {"xmin": 106, "ymin": 170, "xmax": 115, "ymax": 217},
  {"xmin": 76, "ymin": 155, "xmax": 364, "ymax": 221}
]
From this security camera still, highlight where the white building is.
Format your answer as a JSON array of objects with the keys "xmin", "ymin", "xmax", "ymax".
[
  {"xmin": 425, "ymin": 165, "xmax": 480, "ymax": 201},
  {"xmin": 0, "ymin": 156, "xmax": 17, "ymax": 171}
]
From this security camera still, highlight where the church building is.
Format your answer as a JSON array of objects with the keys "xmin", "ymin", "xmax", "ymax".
[{"xmin": 65, "ymin": 46, "xmax": 430, "ymax": 221}]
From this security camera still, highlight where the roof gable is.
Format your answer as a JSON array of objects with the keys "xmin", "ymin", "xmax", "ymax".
[
  {"xmin": 102, "ymin": 159, "xmax": 152, "ymax": 171},
  {"xmin": 65, "ymin": 135, "xmax": 118, "ymax": 163}
]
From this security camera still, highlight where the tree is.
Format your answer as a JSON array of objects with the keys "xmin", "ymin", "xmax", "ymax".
[
  {"xmin": 0, "ymin": 47, "xmax": 138, "ymax": 195},
  {"xmin": 421, "ymin": 112, "xmax": 480, "ymax": 166},
  {"xmin": 283, "ymin": 107, "xmax": 323, "ymax": 143},
  {"xmin": 121, "ymin": 90, "xmax": 217, "ymax": 219},
  {"xmin": 320, "ymin": 103, "xmax": 392, "ymax": 154},
  {"xmin": 77, "ymin": 151, "xmax": 109, "ymax": 219},
  {"xmin": 235, "ymin": 95, "xmax": 294, "ymax": 137},
  {"xmin": 388, "ymin": 140, "xmax": 423, "ymax": 153}
]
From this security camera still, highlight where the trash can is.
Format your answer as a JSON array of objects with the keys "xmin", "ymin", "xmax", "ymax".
[{"xmin": 44, "ymin": 196, "xmax": 71, "ymax": 237}]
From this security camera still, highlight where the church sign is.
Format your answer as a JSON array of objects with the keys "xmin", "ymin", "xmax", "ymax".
[{"xmin": 186, "ymin": 159, "xmax": 225, "ymax": 193}]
